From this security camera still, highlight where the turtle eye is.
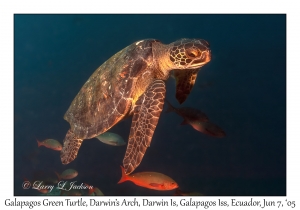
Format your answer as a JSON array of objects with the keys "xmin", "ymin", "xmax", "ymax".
[{"xmin": 186, "ymin": 49, "xmax": 199, "ymax": 58}]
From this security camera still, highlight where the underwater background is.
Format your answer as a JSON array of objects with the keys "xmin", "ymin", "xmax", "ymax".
[{"xmin": 14, "ymin": 14, "xmax": 286, "ymax": 196}]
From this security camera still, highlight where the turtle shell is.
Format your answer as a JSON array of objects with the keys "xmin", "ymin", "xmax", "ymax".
[{"xmin": 64, "ymin": 39, "xmax": 160, "ymax": 139}]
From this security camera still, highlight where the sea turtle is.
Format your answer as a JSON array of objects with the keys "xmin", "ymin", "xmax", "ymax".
[{"xmin": 60, "ymin": 38, "xmax": 211, "ymax": 174}]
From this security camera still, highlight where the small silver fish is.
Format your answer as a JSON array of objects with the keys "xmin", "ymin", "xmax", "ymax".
[{"xmin": 95, "ymin": 132, "xmax": 126, "ymax": 146}]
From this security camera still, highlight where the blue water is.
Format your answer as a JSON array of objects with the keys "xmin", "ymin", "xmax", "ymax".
[{"xmin": 14, "ymin": 14, "xmax": 286, "ymax": 196}]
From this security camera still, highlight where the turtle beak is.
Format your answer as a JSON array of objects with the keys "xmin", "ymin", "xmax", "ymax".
[
  {"xmin": 201, "ymin": 49, "xmax": 211, "ymax": 63},
  {"xmin": 189, "ymin": 50, "xmax": 211, "ymax": 68}
]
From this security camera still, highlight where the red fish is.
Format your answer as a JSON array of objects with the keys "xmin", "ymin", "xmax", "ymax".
[
  {"xmin": 84, "ymin": 183, "xmax": 96, "ymax": 195},
  {"xmin": 84, "ymin": 183, "xmax": 104, "ymax": 195},
  {"xmin": 36, "ymin": 138, "xmax": 62, "ymax": 151},
  {"xmin": 166, "ymin": 100, "xmax": 209, "ymax": 123},
  {"xmin": 118, "ymin": 166, "xmax": 178, "ymax": 191},
  {"xmin": 187, "ymin": 120, "xmax": 226, "ymax": 138},
  {"xmin": 166, "ymin": 101, "xmax": 225, "ymax": 137}
]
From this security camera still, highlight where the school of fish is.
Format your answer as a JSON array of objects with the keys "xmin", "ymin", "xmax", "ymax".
[{"xmin": 24, "ymin": 90, "xmax": 225, "ymax": 195}]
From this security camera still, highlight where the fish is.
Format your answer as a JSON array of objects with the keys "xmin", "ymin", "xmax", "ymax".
[
  {"xmin": 37, "ymin": 189, "xmax": 50, "ymax": 194},
  {"xmin": 84, "ymin": 183, "xmax": 104, "ymax": 195},
  {"xmin": 36, "ymin": 138, "xmax": 62, "ymax": 151},
  {"xmin": 166, "ymin": 101, "xmax": 225, "ymax": 137},
  {"xmin": 84, "ymin": 183, "xmax": 95, "ymax": 195},
  {"xmin": 166, "ymin": 100, "xmax": 209, "ymax": 123},
  {"xmin": 93, "ymin": 187, "xmax": 104, "ymax": 195},
  {"xmin": 60, "ymin": 189, "xmax": 82, "ymax": 196},
  {"xmin": 118, "ymin": 166, "xmax": 178, "ymax": 191},
  {"xmin": 187, "ymin": 120, "xmax": 226, "ymax": 138},
  {"xmin": 174, "ymin": 188, "xmax": 204, "ymax": 196},
  {"xmin": 95, "ymin": 132, "xmax": 126, "ymax": 146},
  {"xmin": 55, "ymin": 169, "xmax": 78, "ymax": 180}
]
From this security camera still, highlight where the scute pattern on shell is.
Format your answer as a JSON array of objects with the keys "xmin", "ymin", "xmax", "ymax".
[
  {"xmin": 123, "ymin": 80, "xmax": 166, "ymax": 174},
  {"xmin": 64, "ymin": 39, "xmax": 159, "ymax": 139}
]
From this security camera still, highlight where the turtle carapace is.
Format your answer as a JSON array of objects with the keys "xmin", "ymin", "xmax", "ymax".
[{"xmin": 60, "ymin": 38, "xmax": 211, "ymax": 174}]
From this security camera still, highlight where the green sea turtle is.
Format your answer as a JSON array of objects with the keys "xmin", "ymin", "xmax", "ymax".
[{"xmin": 60, "ymin": 38, "xmax": 211, "ymax": 174}]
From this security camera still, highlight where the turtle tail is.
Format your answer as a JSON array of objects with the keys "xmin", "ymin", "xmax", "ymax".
[{"xmin": 60, "ymin": 130, "xmax": 83, "ymax": 165}]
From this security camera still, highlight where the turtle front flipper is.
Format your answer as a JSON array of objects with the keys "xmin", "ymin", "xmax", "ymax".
[
  {"xmin": 174, "ymin": 69, "xmax": 199, "ymax": 104},
  {"xmin": 60, "ymin": 130, "xmax": 83, "ymax": 164},
  {"xmin": 123, "ymin": 80, "xmax": 166, "ymax": 174}
]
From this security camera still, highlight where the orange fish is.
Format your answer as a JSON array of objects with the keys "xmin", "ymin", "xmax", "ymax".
[
  {"xmin": 118, "ymin": 166, "xmax": 178, "ymax": 191},
  {"xmin": 166, "ymin": 100, "xmax": 209, "ymax": 123},
  {"xmin": 84, "ymin": 183, "xmax": 96, "ymax": 195},
  {"xmin": 36, "ymin": 138, "xmax": 62, "ymax": 151},
  {"xmin": 36, "ymin": 189, "xmax": 50, "ymax": 194},
  {"xmin": 55, "ymin": 169, "xmax": 78, "ymax": 181}
]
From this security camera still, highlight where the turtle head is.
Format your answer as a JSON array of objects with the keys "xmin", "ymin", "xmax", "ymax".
[{"xmin": 169, "ymin": 38, "xmax": 211, "ymax": 69}]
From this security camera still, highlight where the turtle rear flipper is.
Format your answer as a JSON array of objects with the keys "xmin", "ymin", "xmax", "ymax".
[
  {"xmin": 123, "ymin": 80, "xmax": 166, "ymax": 174},
  {"xmin": 60, "ymin": 130, "xmax": 83, "ymax": 164}
]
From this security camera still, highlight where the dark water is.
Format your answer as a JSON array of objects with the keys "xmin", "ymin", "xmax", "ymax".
[{"xmin": 14, "ymin": 14, "xmax": 286, "ymax": 196}]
